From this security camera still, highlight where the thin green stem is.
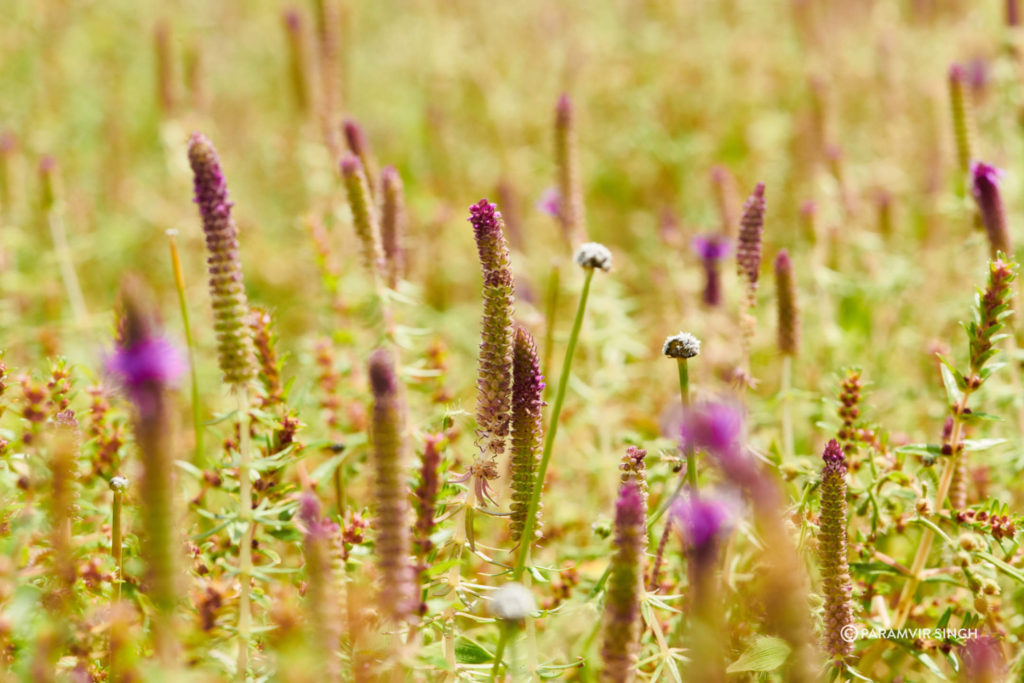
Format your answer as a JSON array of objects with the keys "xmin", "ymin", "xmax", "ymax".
[
  {"xmin": 781, "ymin": 354, "xmax": 794, "ymax": 461},
  {"xmin": 168, "ymin": 231, "xmax": 204, "ymax": 465},
  {"xmin": 111, "ymin": 489, "xmax": 123, "ymax": 603},
  {"xmin": 236, "ymin": 389, "xmax": 254, "ymax": 681},
  {"xmin": 541, "ymin": 263, "xmax": 561, "ymax": 397},
  {"xmin": 494, "ymin": 268, "xmax": 596, "ymax": 680},
  {"xmin": 677, "ymin": 358, "xmax": 696, "ymax": 493},
  {"xmin": 513, "ymin": 268, "xmax": 594, "ymax": 580},
  {"xmin": 47, "ymin": 200, "xmax": 88, "ymax": 325}
]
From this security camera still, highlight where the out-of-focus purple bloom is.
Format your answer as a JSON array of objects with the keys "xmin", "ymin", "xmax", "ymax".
[
  {"xmin": 537, "ymin": 187, "xmax": 562, "ymax": 219},
  {"xmin": 298, "ymin": 492, "xmax": 339, "ymax": 541},
  {"xmin": 967, "ymin": 58, "xmax": 989, "ymax": 97},
  {"xmin": 107, "ymin": 335, "xmax": 185, "ymax": 416},
  {"xmin": 693, "ymin": 234, "xmax": 731, "ymax": 307},
  {"xmin": 671, "ymin": 494, "xmax": 736, "ymax": 552},
  {"xmin": 960, "ymin": 635, "xmax": 1006, "ymax": 682},
  {"xmin": 680, "ymin": 401, "xmax": 744, "ymax": 455},
  {"xmin": 692, "ymin": 234, "xmax": 731, "ymax": 262}
]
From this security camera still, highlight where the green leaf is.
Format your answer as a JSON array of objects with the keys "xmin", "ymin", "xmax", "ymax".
[
  {"xmin": 455, "ymin": 638, "xmax": 493, "ymax": 664},
  {"xmin": 726, "ymin": 636, "xmax": 791, "ymax": 673},
  {"xmin": 961, "ymin": 438, "xmax": 1006, "ymax": 453},
  {"xmin": 936, "ymin": 356, "xmax": 965, "ymax": 403},
  {"xmin": 976, "ymin": 551, "xmax": 1024, "ymax": 583},
  {"xmin": 895, "ymin": 444, "xmax": 943, "ymax": 458}
]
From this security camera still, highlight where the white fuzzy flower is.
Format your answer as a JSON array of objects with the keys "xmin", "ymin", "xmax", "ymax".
[
  {"xmin": 663, "ymin": 332, "xmax": 701, "ymax": 359},
  {"xmin": 574, "ymin": 242, "xmax": 612, "ymax": 272},
  {"xmin": 490, "ymin": 582, "xmax": 536, "ymax": 621}
]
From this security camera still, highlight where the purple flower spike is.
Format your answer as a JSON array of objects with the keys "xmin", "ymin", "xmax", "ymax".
[
  {"xmin": 737, "ymin": 182, "xmax": 766, "ymax": 288},
  {"xmin": 970, "ymin": 161, "xmax": 1012, "ymax": 258}
]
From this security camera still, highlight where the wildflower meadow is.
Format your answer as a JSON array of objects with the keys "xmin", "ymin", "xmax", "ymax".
[{"xmin": 3, "ymin": 1, "xmax": 1024, "ymax": 681}]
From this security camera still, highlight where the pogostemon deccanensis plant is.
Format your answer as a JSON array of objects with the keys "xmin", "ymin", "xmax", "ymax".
[{"xmin": 187, "ymin": 132, "xmax": 259, "ymax": 679}]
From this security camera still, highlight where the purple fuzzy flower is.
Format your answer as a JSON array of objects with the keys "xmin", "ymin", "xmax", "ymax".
[
  {"xmin": 537, "ymin": 187, "xmax": 563, "ymax": 219},
  {"xmin": 693, "ymin": 234, "xmax": 731, "ymax": 307},
  {"xmin": 671, "ymin": 494, "xmax": 736, "ymax": 551},
  {"xmin": 692, "ymin": 234, "xmax": 731, "ymax": 262},
  {"xmin": 680, "ymin": 401, "xmax": 744, "ymax": 455},
  {"xmin": 971, "ymin": 161, "xmax": 1012, "ymax": 258},
  {"xmin": 108, "ymin": 332, "xmax": 185, "ymax": 417},
  {"xmin": 298, "ymin": 492, "xmax": 339, "ymax": 541}
]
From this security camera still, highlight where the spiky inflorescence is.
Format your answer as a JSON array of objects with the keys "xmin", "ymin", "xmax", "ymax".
[
  {"xmin": 509, "ymin": 325, "xmax": 545, "ymax": 543},
  {"xmin": 341, "ymin": 154, "xmax": 385, "ymax": 279},
  {"xmin": 368, "ymin": 348, "xmax": 415, "ymax": 622},
  {"xmin": 344, "ymin": 119, "xmax": 379, "ymax": 198},
  {"xmin": 618, "ymin": 446, "xmax": 648, "ymax": 505},
  {"xmin": 819, "ymin": 439, "xmax": 854, "ymax": 660},
  {"xmin": 414, "ymin": 434, "xmax": 443, "ymax": 599},
  {"xmin": 1011, "ymin": 0, "xmax": 1021, "ymax": 27},
  {"xmin": 600, "ymin": 482, "xmax": 645, "ymax": 683},
  {"xmin": 380, "ymin": 166, "xmax": 406, "ymax": 288},
  {"xmin": 774, "ymin": 250, "xmax": 800, "ymax": 356},
  {"xmin": 110, "ymin": 280, "xmax": 184, "ymax": 661},
  {"xmin": 298, "ymin": 494, "xmax": 342, "ymax": 681},
  {"xmin": 737, "ymin": 182, "xmax": 766, "ymax": 290},
  {"xmin": 187, "ymin": 133, "xmax": 256, "ymax": 386},
  {"xmin": 949, "ymin": 64, "xmax": 974, "ymax": 177},
  {"xmin": 555, "ymin": 93, "xmax": 586, "ymax": 247},
  {"xmin": 971, "ymin": 163, "xmax": 1012, "ymax": 259},
  {"xmin": 249, "ymin": 307, "xmax": 283, "ymax": 408},
  {"xmin": 967, "ymin": 257, "xmax": 1016, "ymax": 385},
  {"xmin": 836, "ymin": 370, "xmax": 862, "ymax": 459},
  {"xmin": 468, "ymin": 200, "xmax": 515, "ymax": 476}
]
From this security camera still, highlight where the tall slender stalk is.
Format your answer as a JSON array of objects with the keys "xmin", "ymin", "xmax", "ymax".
[
  {"xmin": 236, "ymin": 390, "xmax": 254, "ymax": 680},
  {"xmin": 512, "ymin": 267, "xmax": 594, "ymax": 580},
  {"xmin": 167, "ymin": 230, "xmax": 203, "ymax": 464}
]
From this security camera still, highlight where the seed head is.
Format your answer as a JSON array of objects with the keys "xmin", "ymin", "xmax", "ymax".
[
  {"xmin": 574, "ymin": 242, "xmax": 612, "ymax": 271},
  {"xmin": 663, "ymin": 332, "xmax": 701, "ymax": 359}
]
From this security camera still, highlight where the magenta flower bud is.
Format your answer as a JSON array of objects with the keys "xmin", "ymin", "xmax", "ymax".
[
  {"xmin": 1010, "ymin": 0, "xmax": 1021, "ymax": 27},
  {"xmin": 468, "ymin": 200, "xmax": 515, "ymax": 480},
  {"xmin": 737, "ymin": 182, "xmax": 766, "ymax": 288},
  {"xmin": 187, "ymin": 132, "xmax": 256, "ymax": 387},
  {"xmin": 693, "ymin": 234, "xmax": 731, "ymax": 307},
  {"xmin": 970, "ymin": 162, "xmax": 1012, "ymax": 258},
  {"xmin": 600, "ymin": 481, "xmax": 645, "ymax": 683}
]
